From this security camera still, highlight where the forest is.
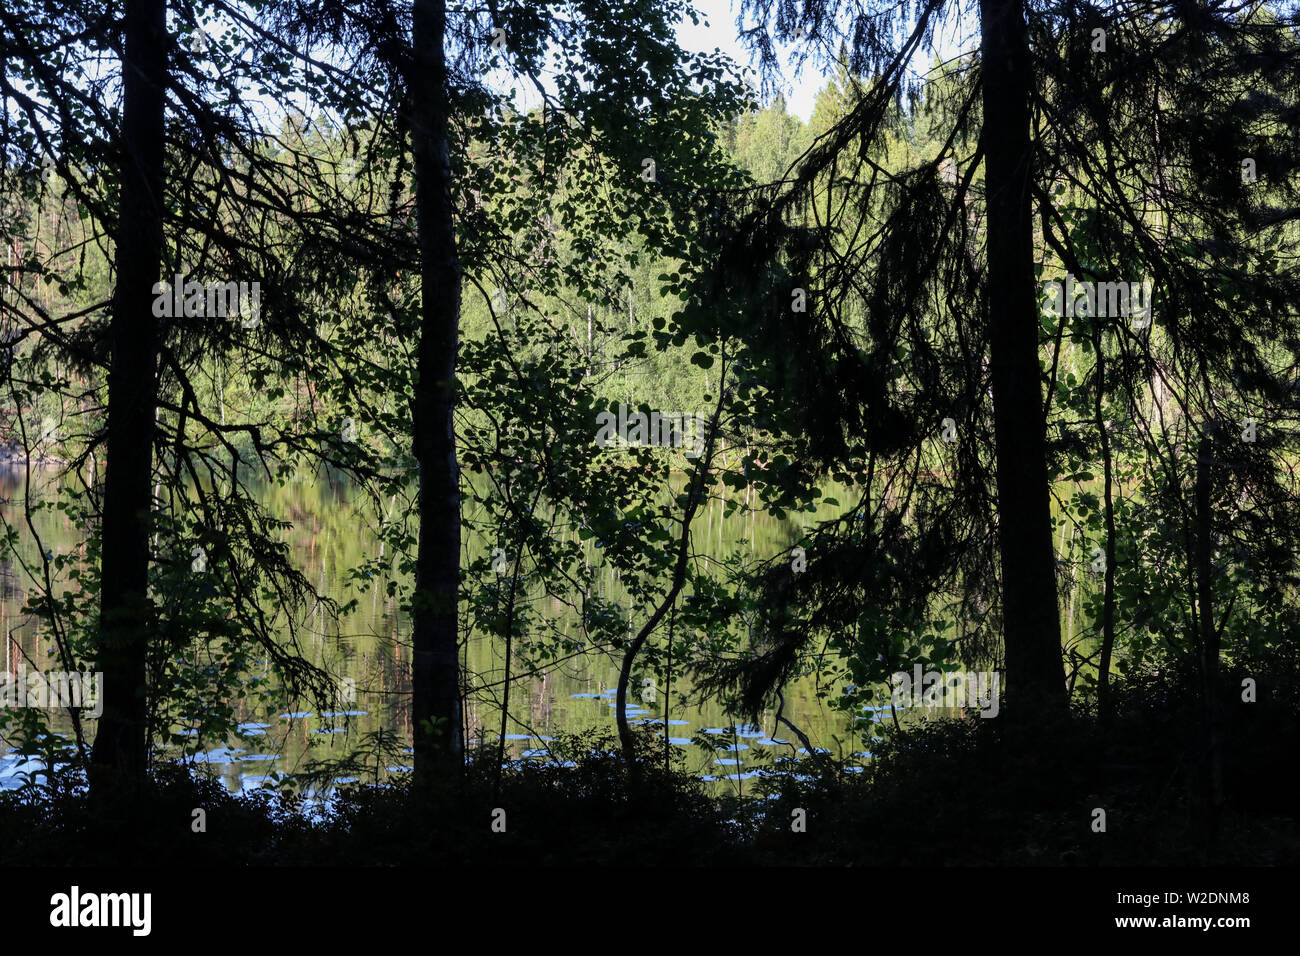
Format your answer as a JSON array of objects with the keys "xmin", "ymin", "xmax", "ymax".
[{"xmin": 1, "ymin": 0, "xmax": 1298, "ymax": 892}]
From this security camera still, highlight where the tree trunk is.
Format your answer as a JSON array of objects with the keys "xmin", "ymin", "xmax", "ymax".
[
  {"xmin": 409, "ymin": 0, "xmax": 464, "ymax": 781},
  {"xmin": 979, "ymin": 0, "xmax": 1066, "ymax": 719},
  {"xmin": 616, "ymin": 394, "xmax": 723, "ymax": 764},
  {"xmin": 90, "ymin": 0, "xmax": 167, "ymax": 800}
]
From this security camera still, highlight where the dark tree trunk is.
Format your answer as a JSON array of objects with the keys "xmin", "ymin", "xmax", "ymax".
[
  {"xmin": 979, "ymin": 0, "xmax": 1066, "ymax": 718},
  {"xmin": 409, "ymin": 0, "xmax": 464, "ymax": 781},
  {"xmin": 90, "ymin": 0, "xmax": 167, "ymax": 800}
]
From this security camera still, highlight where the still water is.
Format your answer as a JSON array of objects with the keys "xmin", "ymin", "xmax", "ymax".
[{"xmin": 0, "ymin": 466, "xmax": 875, "ymax": 797}]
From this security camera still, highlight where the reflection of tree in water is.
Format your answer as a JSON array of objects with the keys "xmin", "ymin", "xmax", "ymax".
[
  {"xmin": 0, "ymin": 467, "xmax": 63, "ymax": 680},
  {"xmin": 0, "ymin": 464, "xmax": 24, "ymax": 672},
  {"xmin": 0, "ymin": 559, "xmax": 22, "ymax": 601},
  {"xmin": 0, "ymin": 465, "xmax": 24, "ymax": 502},
  {"xmin": 2, "ymin": 557, "xmax": 38, "ymax": 682},
  {"xmin": 1, "ymin": 558, "xmax": 40, "ymax": 686},
  {"xmin": 2, "ymin": 559, "xmax": 13, "ymax": 676}
]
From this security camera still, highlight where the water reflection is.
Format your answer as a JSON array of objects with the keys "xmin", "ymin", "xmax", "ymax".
[{"xmin": 1, "ymin": 469, "xmax": 864, "ymax": 795}]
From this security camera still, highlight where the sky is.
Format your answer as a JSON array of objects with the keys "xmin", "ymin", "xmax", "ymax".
[
  {"xmin": 674, "ymin": 0, "xmax": 981, "ymax": 121},
  {"xmin": 482, "ymin": 0, "xmax": 981, "ymax": 128}
]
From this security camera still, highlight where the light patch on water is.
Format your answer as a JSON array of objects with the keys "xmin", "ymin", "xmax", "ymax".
[
  {"xmin": 320, "ymin": 711, "xmax": 367, "ymax": 717},
  {"xmin": 714, "ymin": 758, "xmax": 741, "ymax": 766},
  {"xmin": 385, "ymin": 766, "xmax": 413, "ymax": 773},
  {"xmin": 239, "ymin": 754, "xmax": 277, "ymax": 762},
  {"xmin": 191, "ymin": 748, "xmax": 245, "ymax": 765},
  {"xmin": 500, "ymin": 734, "xmax": 531, "ymax": 741},
  {"xmin": 195, "ymin": 755, "xmax": 237, "ymax": 766},
  {"xmin": 280, "ymin": 712, "xmax": 314, "ymax": 719},
  {"xmin": 0, "ymin": 756, "xmax": 46, "ymax": 787}
]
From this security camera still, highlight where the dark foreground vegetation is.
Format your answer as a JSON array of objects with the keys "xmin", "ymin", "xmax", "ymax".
[{"xmin": 5, "ymin": 664, "xmax": 1297, "ymax": 866}]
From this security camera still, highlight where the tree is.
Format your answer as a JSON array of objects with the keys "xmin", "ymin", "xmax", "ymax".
[
  {"xmin": 694, "ymin": 0, "xmax": 1300, "ymax": 746},
  {"xmin": 978, "ymin": 0, "xmax": 1066, "ymax": 718},
  {"xmin": 90, "ymin": 0, "xmax": 169, "ymax": 796},
  {"xmin": 692, "ymin": 0, "xmax": 1068, "ymax": 721},
  {"xmin": 405, "ymin": 0, "xmax": 466, "ymax": 774},
  {"xmin": 2, "ymin": 0, "xmax": 379, "ymax": 800},
  {"xmin": 270, "ymin": 0, "xmax": 752, "ymax": 783}
]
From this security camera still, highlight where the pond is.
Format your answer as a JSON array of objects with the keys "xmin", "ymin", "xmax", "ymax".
[{"xmin": 0, "ymin": 464, "xmax": 880, "ymax": 799}]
